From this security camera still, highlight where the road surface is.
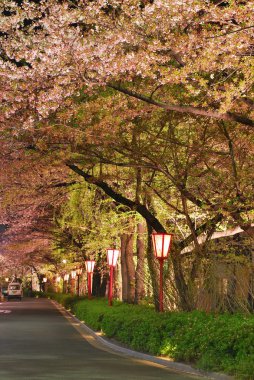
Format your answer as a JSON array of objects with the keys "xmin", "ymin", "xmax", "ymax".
[{"xmin": 0, "ymin": 298, "xmax": 204, "ymax": 380}]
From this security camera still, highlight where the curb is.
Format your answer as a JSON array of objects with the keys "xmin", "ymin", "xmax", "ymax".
[{"xmin": 51, "ymin": 300, "xmax": 233, "ymax": 380}]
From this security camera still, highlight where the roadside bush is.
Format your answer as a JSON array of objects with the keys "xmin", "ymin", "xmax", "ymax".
[
  {"xmin": 23, "ymin": 289, "xmax": 46, "ymax": 298},
  {"xmin": 46, "ymin": 294, "xmax": 254, "ymax": 379}
]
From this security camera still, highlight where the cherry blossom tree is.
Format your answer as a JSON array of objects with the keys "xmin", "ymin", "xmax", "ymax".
[
  {"xmin": 0, "ymin": 0, "xmax": 253, "ymax": 130},
  {"xmin": 0, "ymin": 0, "xmax": 253, "ymax": 310}
]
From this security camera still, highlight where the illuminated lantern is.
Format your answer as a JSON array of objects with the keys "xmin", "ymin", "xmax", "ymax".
[
  {"xmin": 106, "ymin": 249, "xmax": 119, "ymax": 306},
  {"xmin": 152, "ymin": 233, "xmax": 173, "ymax": 312}
]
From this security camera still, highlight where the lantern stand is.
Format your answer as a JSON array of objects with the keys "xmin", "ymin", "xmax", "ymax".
[
  {"xmin": 70, "ymin": 270, "xmax": 76, "ymax": 295},
  {"xmin": 152, "ymin": 233, "xmax": 173, "ymax": 312},
  {"xmin": 106, "ymin": 249, "xmax": 119, "ymax": 306},
  {"xmin": 63, "ymin": 273, "xmax": 70, "ymax": 294},
  {"xmin": 56, "ymin": 275, "xmax": 61, "ymax": 293},
  {"xmin": 62, "ymin": 275, "xmax": 65, "ymax": 293},
  {"xmin": 76, "ymin": 268, "xmax": 82, "ymax": 296},
  {"xmin": 85, "ymin": 261, "xmax": 95, "ymax": 299}
]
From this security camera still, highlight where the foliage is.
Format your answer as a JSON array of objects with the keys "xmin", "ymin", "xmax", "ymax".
[
  {"xmin": 57, "ymin": 183, "xmax": 139, "ymax": 256},
  {"xmin": 47, "ymin": 294, "xmax": 254, "ymax": 379},
  {"xmin": 0, "ymin": 0, "xmax": 253, "ymax": 313},
  {"xmin": 1, "ymin": 0, "xmax": 253, "ymax": 128}
]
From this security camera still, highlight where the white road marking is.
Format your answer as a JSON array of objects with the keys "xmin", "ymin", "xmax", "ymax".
[{"xmin": 0, "ymin": 310, "xmax": 11, "ymax": 313}]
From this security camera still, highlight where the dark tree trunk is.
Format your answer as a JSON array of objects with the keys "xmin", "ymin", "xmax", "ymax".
[
  {"xmin": 125, "ymin": 230, "xmax": 136, "ymax": 303},
  {"xmin": 171, "ymin": 248, "xmax": 194, "ymax": 311},
  {"xmin": 146, "ymin": 222, "xmax": 160, "ymax": 311},
  {"xmin": 135, "ymin": 222, "xmax": 146, "ymax": 304},
  {"xmin": 120, "ymin": 234, "xmax": 128, "ymax": 302},
  {"xmin": 92, "ymin": 268, "xmax": 107, "ymax": 297}
]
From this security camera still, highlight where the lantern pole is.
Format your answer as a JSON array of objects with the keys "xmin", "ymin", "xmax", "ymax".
[
  {"xmin": 107, "ymin": 249, "xmax": 119, "ymax": 307},
  {"xmin": 76, "ymin": 268, "xmax": 82, "ymax": 296},
  {"xmin": 85, "ymin": 261, "xmax": 95, "ymax": 299},
  {"xmin": 159, "ymin": 259, "xmax": 164, "ymax": 312},
  {"xmin": 108, "ymin": 265, "xmax": 114, "ymax": 306},
  {"xmin": 77, "ymin": 274, "xmax": 80, "ymax": 296},
  {"xmin": 87, "ymin": 271, "xmax": 93, "ymax": 299},
  {"xmin": 152, "ymin": 233, "xmax": 173, "ymax": 312}
]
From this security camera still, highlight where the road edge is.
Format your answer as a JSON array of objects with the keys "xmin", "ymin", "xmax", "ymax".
[{"xmin": 51, "ymin": 299, "xmax": 233, "ymax": 380}]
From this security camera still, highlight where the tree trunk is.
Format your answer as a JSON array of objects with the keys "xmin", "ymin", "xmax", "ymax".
[
  {"xmin": 120, "ymin": 234, "xmax": 128, "ymax": 302},
  {"xmin": 135, "ymin": 222, "xmax": 146, "ymax": 304},
  {"xmin": 92, "ymin": 268, "xmax": 107, "ymax": 297},
  {"xmin": 171, "ymin": 248, "xmax": 194, "ymax": 311},
  {"xmin": 125, "ymin": 230, "xmax": 136, "ymax": 303},
  {"xmin": 146, "ymin": 222, "xmax": 160, "ymax": 311}
]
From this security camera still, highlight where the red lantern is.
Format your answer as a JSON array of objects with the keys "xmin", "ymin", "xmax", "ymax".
[
  {"xmin": 56, "ymin": 276, "xmax": 61, "ymax": 283},
  {"xmin": 106, "ymin": 249, "xmax": 119, "ymax": 267},
  {"xmin": 107, "ymin": 249, "xmax": 119, "ymax": 306},
  {"xmin": 76, "ymin": 268, "xmax": 82, "ymax": 276},
  {"xmin": 85, "ymin": 260, "xmax": 95, "ymax": 299},
  {"xmin": 71, "ymin": 270, "xmax": 76, "ymax": 279},
  {"xmin": 152, "ymin": 233, "xmax": 173, "ymax": 259},
  {"xmin": 85, "ymin": 260, "xmax": 95, "ymax": 273},
  {"xmin": 152, "ymin": 233, "xmax": 173, "ymax": 312},
  {"xmin": 76, "ymin": 268, "xmax": 82, "ymax": 296}
]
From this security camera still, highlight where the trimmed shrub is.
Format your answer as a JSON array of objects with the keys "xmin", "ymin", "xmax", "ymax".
[{"xmin": 46, "ymin": 294, "xmax": 254, "ymax": 379}]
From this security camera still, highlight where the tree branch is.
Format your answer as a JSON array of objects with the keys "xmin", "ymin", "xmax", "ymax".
[
  {"xmin": 207, "ymin": 25, "xmax": 254, "ymax": 39},
  {"xmin": 179, "ymin": 213, "xmax": 224, "ymax": 251},
  {"xmin": 67, "ymin": 163, "xmax": 166, "ymax": 233},
  {"xmin": 109, "ymin": 84, "xmax": 254, "ymax": 128}
]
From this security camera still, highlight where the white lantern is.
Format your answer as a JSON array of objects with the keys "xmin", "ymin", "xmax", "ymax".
[
  {"xmin": 71, "ymin": 270, "xmax": 76, "ymax": 279},
  {"xmin": 85, "ymin": 260, "xmax": 95, "ymax": 273},
  {"xmin": 152, "ymin": 233, "xmax": 173, "ymax": 259},
  {"xmin": 106, "ymin": 249, "xmax": 119, "ymax": 267}
]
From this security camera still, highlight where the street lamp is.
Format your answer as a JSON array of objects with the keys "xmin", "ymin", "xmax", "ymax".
[
  {"xmin": 71, "ymin": 270, "xmax": 76, "ymax": 279},
  {"xmin": 70, "ymin": 270, "xmax": 76, "ymax": 295},
  {"xmin": 42, "ymin": 277, "xmax": 47, "ymax": 292},
  {"xmin": 76, "ymin": 268, "xmax": 82, "ymax": 296},
  {"xmin": 152, "ymin": 233, "xmax": 173, "ymax": 312},
  {"xmin": 107, "ymin": 249, "xmax": 119, "ymax": 306},
  {"xmin": 63, "ymin": 273, "xmax": 70, "ymax": 293},
  {"xmin": 85, "ymin": 261, "xmax": 95, "ymax": 299},
  {"xmin": 56, "ymin": 276, "xmax": 61, "ymax": 283}
]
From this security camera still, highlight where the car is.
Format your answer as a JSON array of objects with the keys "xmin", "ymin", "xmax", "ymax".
[{"xmin": 7, "ymin": 283, "xmax": 23, "ymax": 301}]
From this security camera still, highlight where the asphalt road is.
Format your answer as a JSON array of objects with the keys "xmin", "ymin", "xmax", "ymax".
[{"xmin": 0, "ymin": 298, "xmax": 203, "ymax": 380}]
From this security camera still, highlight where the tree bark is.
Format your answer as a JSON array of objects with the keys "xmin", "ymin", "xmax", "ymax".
[
  {"xmin": 120, "ymin": 234, "xmax": 128, "ymax": 302},
  {"xmin": 146, "ymin": 222, "xmax": 160, "ymax": 311},
  {"xmin": 125, "ymin": 230, "xmax": 136, "ymax": 304},
  {"xmin": 171, "ymin": 248, "xmax": 194, "ymax": 311},
  {"xmin": 135, "ymin": 222, "xmax": 146, "ymax": 304}
]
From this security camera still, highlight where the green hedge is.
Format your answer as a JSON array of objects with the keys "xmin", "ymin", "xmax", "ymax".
[{"xmin": 46, "ymin": 294, "xmax": 254, "ymax": 379}]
